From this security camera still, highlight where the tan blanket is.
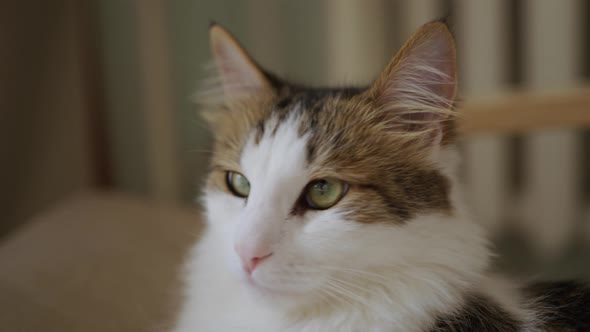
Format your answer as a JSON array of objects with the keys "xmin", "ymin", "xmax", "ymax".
[{"xmin": 0, "ymin": 191, "xmax": 202, "ymax": 332}]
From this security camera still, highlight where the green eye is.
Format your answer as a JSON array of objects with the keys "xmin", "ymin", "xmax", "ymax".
[
  {"xmin": 305, "ymin": 179, "xmax": 348, "ymax": 210},
  {"xmin": 226, "ymin": 171, "xmax": 250, "ymax": 198}
]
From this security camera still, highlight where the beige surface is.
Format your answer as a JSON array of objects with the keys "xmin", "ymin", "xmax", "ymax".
[{"xmin": 0, "ymin": 191, "xmax": 202, "ymax": 332}]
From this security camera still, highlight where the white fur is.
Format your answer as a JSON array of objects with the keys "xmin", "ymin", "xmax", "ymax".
[{"xmin": 172, "ymin": 114, "xmax": 497, "ymax": 332}]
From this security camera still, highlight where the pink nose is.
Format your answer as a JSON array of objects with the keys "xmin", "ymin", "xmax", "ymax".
[{"xmin": 235, "ymin": 244, "xmax": 273, "ymax": 274}]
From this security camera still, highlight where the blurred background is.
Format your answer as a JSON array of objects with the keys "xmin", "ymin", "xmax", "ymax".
[{"xmin": 1, "ymin": 0, "xmax": 590, "ymax": 303}]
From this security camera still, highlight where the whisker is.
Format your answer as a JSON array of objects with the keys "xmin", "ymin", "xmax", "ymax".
[
  {"xmin": 327, "ymin": 275, "xmax": 373, "ymax": 295},
  {"xmin": 321, "ymin": 283, "xmax": 355, "ymax": 307},
  {"xmin": 315, "ymin": 265, "xmax": 391, "ymax": 283},
  {"xmin": 325, "ymin": 277, "xmax": 369, "ymax": 306}
]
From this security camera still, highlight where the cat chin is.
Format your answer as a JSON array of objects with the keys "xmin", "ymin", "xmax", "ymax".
[
  {"xmin": 234, "ymin": 276, "xmax": 320, "ymax": 313},
  {"xmin": 233, "ymin": 263, "xmax": 324, "ymax": 308},
  {"xmin": 244, "ymin": 280, "xmax": 309, "ymax": 305}
]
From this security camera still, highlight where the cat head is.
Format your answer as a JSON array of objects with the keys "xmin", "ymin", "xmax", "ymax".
[{"xmin": 200, "ymin": 21, "xmax": 489, "ymax": 310}]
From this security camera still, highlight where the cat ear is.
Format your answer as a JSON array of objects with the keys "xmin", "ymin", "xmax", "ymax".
[
  {"xmin": 209, "ymin": 24, "xmax": 272, "ymax": 101},
  {"xmin": 367, "ymin": 21, "xmax": 457, "ymax": 148}
]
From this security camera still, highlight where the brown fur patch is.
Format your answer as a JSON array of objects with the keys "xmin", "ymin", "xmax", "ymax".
[
  {"xmin": 205, "ymin": 93, "xmax": 274, "ymax": 192},
  {"xmin": 299, "ymin": 93, "xmax": 452, "ymax": 223}
]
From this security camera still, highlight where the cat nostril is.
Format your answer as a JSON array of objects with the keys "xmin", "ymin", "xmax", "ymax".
[
  {"xmin": 251, "ymin": 253, "xmax": 272, "ymax": 265},
  {"xmin": 245, "ymin": 252, "xmax": 273, "ymax": 274}
]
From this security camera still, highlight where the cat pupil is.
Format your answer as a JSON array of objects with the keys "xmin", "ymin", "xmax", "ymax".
[{"xmin": 315, "ymin": 181, "xmax": 328, "ymax": 195}]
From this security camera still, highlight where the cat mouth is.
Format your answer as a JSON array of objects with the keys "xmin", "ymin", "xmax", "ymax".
[{"xmin": 243, "ymin": 274, "xmax": 302, "ymax": 297}]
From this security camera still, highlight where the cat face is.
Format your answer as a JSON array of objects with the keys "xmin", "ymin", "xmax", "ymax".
[{"xmin": 200, "ymin": 22, "xmax": 487, "ymax": 308}]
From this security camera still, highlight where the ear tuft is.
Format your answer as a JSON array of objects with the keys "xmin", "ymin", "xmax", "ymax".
[{"xmin": 368, "ymin": 21, "xmax": 457, "ymax": 145}]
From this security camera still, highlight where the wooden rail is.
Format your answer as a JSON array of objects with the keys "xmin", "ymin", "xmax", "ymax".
[{"xmin": 460, "ymin": 85, "xmax": 590, "ymax": 136}]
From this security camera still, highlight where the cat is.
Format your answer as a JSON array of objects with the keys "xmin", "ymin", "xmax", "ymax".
[{"xmin": 172, "ymin": 20, "xmax": 590, "ymax": 332}]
